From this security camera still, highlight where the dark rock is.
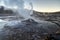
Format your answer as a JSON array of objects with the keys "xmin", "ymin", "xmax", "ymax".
[{"xmin": 0, "ymin": 19, "xmax": 60, "ymax": 40}]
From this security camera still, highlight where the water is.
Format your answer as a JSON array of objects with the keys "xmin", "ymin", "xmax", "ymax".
[
  {"xmin": 0, "ymin": 0, "xmax": 34, "ymax": 20},
  {"xmin": 0, "ymin": 0, "xmax": 41, "ymax": 30},
  {"xmin": 0, "ymin": 19, "xmax": 7, "ymax": 30}
]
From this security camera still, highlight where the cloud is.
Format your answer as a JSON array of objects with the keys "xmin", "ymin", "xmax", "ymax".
[{"xmin": 0, "ymin": 0, "xmax": 24, "ymax": 9}]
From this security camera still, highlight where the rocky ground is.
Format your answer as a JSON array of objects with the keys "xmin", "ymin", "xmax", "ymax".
[
  {"xmin": 0, "ymin": 6, "xmax": 60, "ymax": 40},
  {"xmin": 0, "ymin": 19, "xmax": 60, "ymax": 40},
  {"xmin": 33, "ymin": 11, "xmax": 60, "ymax": 27}
]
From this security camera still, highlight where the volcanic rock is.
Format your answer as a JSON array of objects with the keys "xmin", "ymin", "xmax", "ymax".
[{"xmin": 0, "ymin": 19, "xmax": 59, "ymax": 40}]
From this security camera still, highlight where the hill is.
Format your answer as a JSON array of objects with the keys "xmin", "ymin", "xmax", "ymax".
[{"xmin": 32, "ymin": 11, "xmax": 60, "ymax": 27}]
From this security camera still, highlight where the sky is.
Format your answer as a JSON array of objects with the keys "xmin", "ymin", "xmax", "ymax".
[
  {"xmin": 24, "ymin": 0, "xmax": 60, "ymax": 12},
  {"xmin": 0, "ymin": 0, "xmax": 60, "ymax": 12}
]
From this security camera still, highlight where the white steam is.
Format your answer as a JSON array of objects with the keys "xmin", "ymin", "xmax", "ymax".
[{"xmin": 0, "ymin": 0, "xmax": 40, "ymax": 22}]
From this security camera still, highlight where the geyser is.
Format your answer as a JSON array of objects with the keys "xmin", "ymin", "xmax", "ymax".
[{"xmin": 0, "ymin": 0, "xmax": 36, "ymax": 21}]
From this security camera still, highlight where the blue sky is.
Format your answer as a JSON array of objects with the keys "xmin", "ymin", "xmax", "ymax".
[
  {"xmin": 24, "ymin": 0, "xmax": 60, "ymax": 12},
  {"xmin": 0, "ymin": 0, "xmax": 60, "ymax": 12}
]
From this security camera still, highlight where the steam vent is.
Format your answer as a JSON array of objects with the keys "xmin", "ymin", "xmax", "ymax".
[
  {"xmin": 0, "ymin": 0, "xmax": 60, "ymax": 40},
  {"xmin": 0, "ymin": 18, "xmax": 60, "ymax": 40}
]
